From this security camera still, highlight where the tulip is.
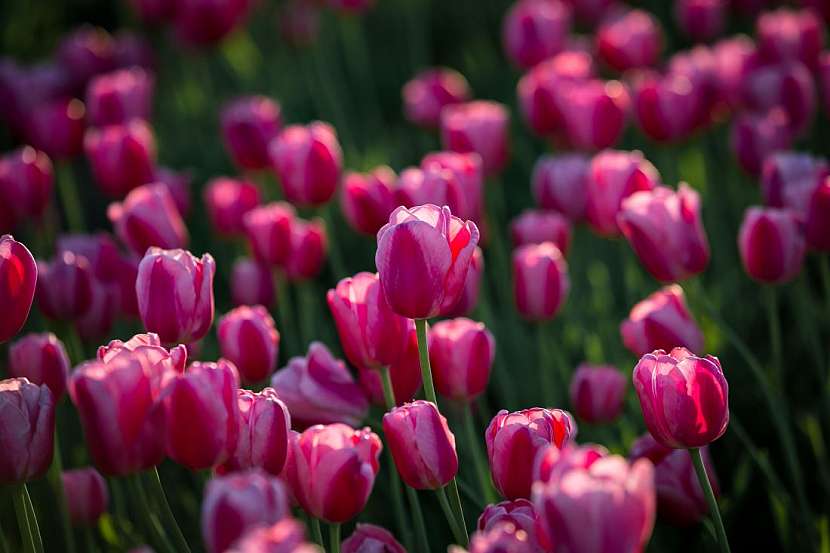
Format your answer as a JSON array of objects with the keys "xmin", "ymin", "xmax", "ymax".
[
  {"xmin": 711, "ymin": 35, "xmax": 758, "ymax": 109},
  {"xmin": 740, "ymin": 62, "xmax": 816, "ymax": 136},
  {"xmin": 271, "ymin": 341, "xmax": 369, "ymax": 428},
  {"xmin": 202, "ymin": 469, "xmax": 290, "ymax": 553},
  {"xmin": 375, "ymin": 204, "xmax": 480, "ymax": 320},
  {"xmin": 564, "ymin": 0, "xmax": 616, "ymax": 27},
  {"xmin": 596, "ymin": 9, "xmax": 663, "ymax": 72},
  {"xmin": 56, "ymin": 233, "xmax": 119, "ymax": 282},
  {"xmin": 341, "ymin": 167, "xmax": 398, "ymax": 235},
  {"xmin": 203, "ymin": 177, "xmax": 261, "ymax": 236},
  {"xmin": 218, "ymin": 305, "xmax": 280, "ymax": 383},
  {"xmin": 221, "ymin": 95, "xmax": 283, "ymax": 170},
  {"xmin": 534, "ymin": 443, "xmax": 610, "ymax": 486},
  {"xmin": 396, "ymin": 165, "xmax": 482, "ymax": 227},
  {"xmin": 283, "ymin": 423, "xmax": 382, "ymax": 523},
  {"xmin": 113, "ymin": 31, "xmax": 155, "ymax": 70},
  {"xmin": 231, "ymin": 257, "xmax": 275, "ymax": 308},
  {"xmin": 630, "ymin": 433, "xmax": 719, "ymax": 526},
  {"xmin": 62, "ymin": 468, "xmax": 108, "ymax": 525},
  {"xmin": 531, "ymin": 153, "xmax": 589, "ymax": 221},
  {"xmin": 443, "ymin": 246, "xmax": 484, "ymax": 317},
  {"xmin": 97, "ymin": 332, "xmax": 187, "ymax": 377},
  {"xmin": 512, "ymin": 242, "xmax": 569, "ymax": 321},
  {"xmin": 108, "ymin": 183, "xmax": 189, "ymax": 255},
  {"xmin": 821, "ymin": 53, "xmax": 830, "ymax": 115},
  {"xmin": 227, "ymin": 519, "xmax": 318, "ymax": 553},
  {"xmin": 343, "ymin": 524, "xmax": 406, "ymax": 553},
  {"xmin": 569, "ymin": 364, "xmax": 626, "ymax": 424},
  {"xmin": 284, "ymin": 217, "xmax": 327, "ymax": 281},
  {"xmin": 57, "ymin": 26, "xmax": 116, "ymax": 91},
  {"xmin": 279, "ymin": 0, "xmax": 321, "ymax": 48},
  {"xmin": 730, "ymin": 109, "xmax": 795, "ymax": 176},
  {"xmin": 136, "ymin": 247, "xmax": 216, "ymax": 344},
  {"xmin": 621, "ymin": 285, "xmax": 704, "ymax": 357},
  {"xmin": 0, "ymin": 378, "xmax": 55, "ymax": 484},
  {"xmin": 429, "ymin": 318, "xmax": 494, "ymax": 401},
  {"xmin": 85, "ymin": 119, "xmax": 156, "ymax": 198},
  {"xmin": 357, "ymin": 327, "xmax": 422, "ymax": 407},
  {"xmin": 441, "ymin": 101, "xmax": 509, "ymax": 175},
  {"xmin": 26, "ymin": 97, "xmax": 86, "ymax": 159},
  {"xmin": 243, "ymin": 202, "xmax": 297, "ymax": 266},
  {"xmin": 633, "ymin": 347, "xmax": 729, "ymax": 449},
  {"xmin": 218, "ymin": 388, "xmax": 291, "ymax": 476},
  {"xmin": 403, "ymin": 68, "xmax": 471, "ymax": 128},
  {"xmin": 154, "ymin": 166, "xmax": 192, "ymax": 217},
  {"xmin": 477, "ymin": 499, "xmax": 543, "ymax": 552},
  {"xmin": 173, "ymin": 0, "xmax": 252, "ymax": 46},
  {"xmin": 485, "ymin": 408, "xmax": 575, "ymax": 499},
  {"xmin": 85, "ymin": 67, "xmax": 153, "ymax": 127},
  {"xmin": 806, "ymin": 178, "xmax": 830, "ymax": 251},
  {"xmin": 631, "ymin": 70, "xmax": 705, "ymax": 143},
  {"xmin": 510, "ymin": 209, "xmax": 571, "ymax": 252},
  {"xmin": 270, "ymin": 121, "xmax": 342, "ymax": 206},
  {"xmin": 756, "ymin": 8, "xmax": 824, "ymax": 70},
  {"xmin": 666, "ymin": 47, "xmax": 720, "ymax": 130},
  {"xmin": 0, "ymin": 235, "xmax": 37, "ymax": 342},
  {"xmin": 459, "ymin": 522, "xmax": 538, "ymax": 553},
  {"xmin": 502, "ymin": 0, "xmax": 571, "ymax": 69},
  {"xmin": 421, "ymin": 151, "xmax": 485, "ymax": 225},
  {"xmin": 738, "ymin": 207, "xmax": 806, "ymax": 284},
  {"xmin": 675, "ymin": 0, "xmax": 726, "ymax": 42},
  {"xmin": 556, "ymin": 79, "xmax": 630, "ymax": 151},
  {"xmin": 37, "ymin": 252, "xmax": 94, "ymax": 321},
  {"xmin": 0, "ymin": 146, "xmax": 53, "ymax": 229},
  {"xmin": 9, "ymin": 333, "xmax": 71, "ymax": 400},
  {"xmin": 760, "ymin": 152, "xmax": 828, "ymax": 215},
  {"xmin": 129, "ymin": 0, "xmax": 174, "ymax": 24}
]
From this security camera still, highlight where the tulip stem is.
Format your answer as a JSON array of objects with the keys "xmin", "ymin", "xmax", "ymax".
[
  {"xmin": 414, "ymin": 318, "xmax": 438, "ymax": 405},
  {"xmin": 436, "ymin": 486, "xmax": 467, "ymax": 546},
  {"xmin": 275, "ymin": 272, "xmax": 299, "ymax": 357},
  {"xmin": 21, "ymin": 485, "xmax": 43, "ymax": 553},
  {"xmin": 12, "ymin": 485, "xmax": 37, "ymax": 553},
  {"xmin": 46, "ymin": 431, "xmax": 76, "ymax": 553},
  {"xmin": 56, "ymin": 162, "xmax": 85, "ymax": 233},
  {"xmin": 403, "ymin": 486, "xmax": 429, "ymax": 553},
  {"xmin": 764, "ymin": 286, "xmax": 782, "ymax": 388},
  {"xmin": 536, "ymin": 322, "xmax": 556, "ymax": 408},
  {"xmin": 144, "ymin": 469, "xmax": 191, "ymax": 553},
  {"xmin": 329, "ymin": 523, "xmax": 341, "ymax": 553},
  {"xmin": 461, "ymin": 403, "xmax": 496, "ymax": 505},
  {"xmin": 690, "ymin": 448, "xmax": 731, "ymax": 553},
  {"xmin": 310, "ymin": 518, "xmax": 324, "ymax": 547},
  {"xmin": 820, "ymin": 256, "xmax": 830, "ymax": 318},
  {"xmin": 322, "ymin": 203, "xmax": 348, "ymax": 280},
  {"xmin": 447, "ymin": 472, "xmax": 469, "ymax": 545},
  {"xmin": 127, "ymin": 475, "xmax": 174, "ymax": 553}
]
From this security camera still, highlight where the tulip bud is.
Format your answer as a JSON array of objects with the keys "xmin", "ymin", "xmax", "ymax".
[
  {"xmin": 341, "ymin": 167, "xmax": 397, "ymax": 235},
  {"xmin": 555, "ymin": 79, "xmax": 630, "ymax": 151},
  {"xmin": 113, "ymin": 31, "xmax": 155, "ymax": 71},
  {"xmin": 231, "ymin": 257, "xmax": 275, "ymax": 308},
  {"xmin": 631, "ymin": 70, "xmax": 704, "ymax": 143},
  {"xmin": 403, "ymin": 68, "xmax": 471, "ymax": 128},
  {"xmin": 569, "ymin": 364, "xmax": 626, "ymax": 424},
  {"xmin": 343, "ymin": 524, "xmax": 406, "ymax": 553},
  {"xmin": 271, "ymin": 342, "xmax": 369, "ymax": 428},
  {"xmin": 485, "ymin": 408, "xmax": 575, "ymax": 499},
  {"xmin": 806, "ymin": 178, "xmax": 830, "ymax": 251},
  {"xmin": 85, "ymin": 67, "xmax": 153, "ymax": 127},
  {"xmin": 534, "ymin": 443, "xmax": 610, "ymax": 485},
  {"xmin": 243, "ymin": 202, "xmax": 297, "ymax": 266},
  {"xmin": 376, "ymin": 204, "xmax": 480, "ymax": 320},
  {"xmin": 85, "ymin": 119, "xmax": 156, "ymax": 198},
  {"xmin": 502, "ymin": 0, "xmax": 571, "ymax": 69},
  {"xmin": 675, "ymin": 0, "xmax": 726, "ymax": 42},
  {"xmin": 596, "ymin": 9, "xmax": 663, "ymax": 72},
  {"xmin": 421, "ymin": 151, "xmax": 485, "ymax": 226},
  {"xmin": 512, "ymin": 242, "xmax": 569, "ymax": 321},
  {"xmin": 357, "ymin": 327, "xmax": 422, "ymax": 407},
  {"xmin": 621, "ymin": 285, "xmax": 704, "ymax": 357},
  {"xmin": 221, "ymin": 96, "xmax": 282, "ymax": 171},
  {"xmin": 154, "ymin": 166, "xmax": 192, "ymax": 217},
  {"xmin": 163, "ymin": 360, "xmax": 240, "ymax": 469},
  {"xmin": 218, "ymin": 305, "xmax": 280, "ymax": 384},
  {"xmin": 0, "ymin": 146, "xmax": 53, "ymax": 228},
  {"xmin": 633, "ymin": 347, "xmax": 729, "ymax": 449},
  {"xmin": 756, "ymin": 8, "xmax": 824, "ymax": 70},
  {"xmin": 740, "ymin": 62, "xmax": 816, "ymax": 136},
  {"xmin": 443, "ymin": 246, "xmax": 484, "ymax": 317},
  {"xmin": 712, "ymin": 35, "xmax": 757, "ymax": 109},
  {"xmin": 62, "ymin": 467, "xmax": 108, "ymax": 525},
  {"xmin": 382, "ymin": 400, "xmax": 458, "ymax": 489},
  {"xmin": 283, "ymin": 424, "xmax": 382, "ymax": 523},
  {"xmin": 202, "ymin": 469, "xmax": 290, "ymax": 553},
  {"xmin": 270, "ymin": 121, "xmax": 342, "ymax": 206},
  {"xmin": 279, "ymin": 0, "xmax": 321, "ymax": 48},
  {"xmin": 136, "ymin": 247, "xmax": 215, "ymax": 344},
  {"xmin": 730, "ymin": 109, "xmax": 795, "ymax": 176},
  {"xmin": 760, "ymin": 152, "xmax": 828, "ymax": 214},
  {"xmin": 26, "ymin": 97, "xmax": 86, "ymax": 159},
  {"xmin": 57, "ymin": 26, "xmax": 116, "ymax": 91},
  {"xmin": 477, "ymin": 499, "xmax": 543, "ymax": 552},
  {"xmin": 228, "ymin": 518, "xmax": 318, "ymax": 553},
  {"xmin": 0, "ymin": 378, "xmax": 55, "ymax": 484},
  {"xmin": 37, "ymin": 252, "xmax": 94, "ymax": 321},
  {"xmin": 532, "ymin": 153, "xmax": 589, "ymax": 221},
  {"xmin": 284, "ymin": 217, "xmax": 327, "ymax": 282},
  {"xmin": 203, "ymin": 177, "xmax": 261, "ymax": 236},
  {"xmin": 821, "ymin": 53, "xmax": 830, "ymax": 115},
  {"xmin": 630, "ymin": 433, "xmax": 718, "ymax": 526},
  {"xmin": 429, "ymin": 318, "xmax": 495, "ymax": 402},
  {"xmin": 738, "ymin": 207, "xmax": 806, "ymax": 284},
  {"xmin": 9, "ymin": 333, "xmax": 71, "ymax": 400},
  {"xmin": 218, "ymin": 388, "xmax": 291, "ymax": 476},
  {"xmin": 173, "ymin": 0, "xmax": 252, "ymax": 46},
  {"xmin": 510, "ymin": 209, "xmax": 571, "ymax": 253},
  {"xmin": 108, "ymin": 184, "xmax": 189, "ymax": 256},
  {"xmin": 0, "ymin": 235, "xmax": 37, "ymax": 342},
  {"xmin": 441, "ymin": 101, "xmax": 510, "ymax": 175}
]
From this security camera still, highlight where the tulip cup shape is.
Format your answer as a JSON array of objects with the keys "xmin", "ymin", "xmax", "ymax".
[
  {"xmin": 243, "ymin": 202, "xmax": 297, "ymax": 266},
  {"xmin": 556, "ymin": 78, "xmax": 630, "ymax": 151},
  {"xmin": 26, "ymin": 97, "xmax": 87, "ymax": 159},
  {"xmin": 512, "ymin": 241, "xmax": 569, "ymax": 321},
  {"xmin": 760, "ymin": 152, "xmax": 829, "ymax": 215},
  {"xmin": 375, "ymin": 204, "xmax": 480, "ymax": 320},
  {"xmin": 621, "ymin": 285, "xmax": 704, "ymax": 357},
  {"xmin": 632, "ymin": 347, "xmax": 729, "ymax": 449},
  {"xmin": 227, "ymin": 518, "xmax": 319, "ymax": 553},
  {"xmin": 485, "ymin": 408, "xmax": 575, "ymax": 499},
  {"xmin": 806, "ymin": 178, "xmax": 830, "ymax": 251},
  {"xmin": 62, "ymin": 467, "xmax": 108, "ymax": 525},
  {"xmin": 502, "ymin": 0, "xmax": 571, "ymax": 69},
  {"xmin": 421, "ymin": 150, "xmax": 485, "ymax": 225},
  {"xmin": 738, "ymin": 207, "xmax": 806, "ymax": 284},
  {"xmin": 429, "ymin": 318, "xmax": 495, "ymax": 401},
  {"xmin": 440, "ymin": 100, "xmax": 510, "ymax": 175},
  {"xmin": 283, "ymin": 217, "xmax": 327, "ymax": 282},
  {"xmin": 108, "ymin": 183, "xmax": 189, "ymax": 256},
  {"xmin": 220, "ymin": 95, "xmax": 283, "ymax": 171},
  {"xmin": 342, "ymin": 524, "xmax": 407, "ymax": 553},
  {"xmin": 756, "ymin": 7, "xmax": 823, "ymax": 70},
  {"xmin": 218, "ymin": 305, "xmax": 280, "ymax": 384},
  {"xmin": 0, "ymin": 236, "xmax": 37, "ymax": 342},
  {"xmin": 0, "ymin": 378, "xmax": 55, "ymax": 484},
  {"xmin": 730, "ymin": 109, "xmax": 795, "ymax": 176},
  {"xmin": 36, "ymin": 251, "xmax": 94, "ymax": 321},
  {"xmin": 85, "ymin": 66, "xmax": 153, "ymax": 127},
  {"xmin": 477, "ymin": 499, "xmax": 544, "ymax": 552},
  {"xmin": 531, "ymin": 153, "xmax": 590, "ymax": 221},
  {"xmin": 569, "ymin": 364, "xmax": 627, "ymax": 424},
  {"xmin": 510, "ymin": 209, "xmax": 572, "ymax": 252},
  {"xmin": 596, "ymin": 8, "xmax": 663, "ymax": 72},
  {"xmin": 203, "ymin": 177, "xmax": 262, "ymax": 236},
  {"xmin": 84, "ymin": 119, "xmax": 156, "ymax": 199},
  {"xmin": 230, "ymin": 257, "xmax": 275, "ymax": 308},
  {"xmin": 340, "ymin": 166, "xmax": 398, "ymax": 235},
  {"xmin": 9, "ymin": 333, "xmax": 71, "ymax": 400},
  {"xmin": 283, "ymin": 423, "xmax": 382, "ymax": 523},
  {"xmin": 403, "ymin": 67, "xmax": 471, "ymax": 128},
  {"xmin": 0, "ymin": 146, "xmax": 53, "ymax": 228},
  {"xmin": 269, "ymin": 121, "xmax": 342, "ymax": 207}
]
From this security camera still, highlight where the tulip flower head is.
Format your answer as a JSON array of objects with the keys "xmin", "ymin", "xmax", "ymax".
[
  {"xmin": 569, "ymin": 364, "xmax": 627, "ymax": 424},
  {"xmin": 270, "ymin": 121, "xmax": 342, "ymax": 207},
  {"xmin": 0, "ymin": 236, "xmax": 38, "ymax": 343},
  {"xmin": 0, "ymin": 378, "xmax": 55, "ymax": 484},
  {"xmin": 108, "ymin": 183, "xmax": 189, "ymax": 256},
  {"xmin": 218, "ymin": 305, "xmax": 279, "ymax": 384},
  {"xmin": 502, "ymin": 0, "xmax": 572, "ymax": 69},
  {"xmin": 512, "ymin": 241, "xmax": 569, "ymax": 321},
  {"xmin": 531, "ymin": 153, "xmax": 590, "ymax": 221},
  {"xmin": 203, "ymin": 177, "xmax": 262, "ymax": 237},
  {"xmin": 429, "ymin": 317, "xmax": 495, "ymax": 401},
  {"xmin": 403, "ymin": 68, "xmax": 471, "ymax": 128},
  {"xmin": 738, "ymin": 207, "xmax": 806, "ymax": 284},
  {"xmin": 62, "ymin": 467, "xmax": 108, "ymax": 525},
  {"xmin": 9, "ymin": 333, "xmax": 71, "ymax": 400},
  {"xmin": 441, "ymin": 100, "xmax": 510, "ymax": 175},
  {"xmin": 621, "ymin": 285, "xmax": 704, "ymax": 357},
  {"xmin": 220, "ymin": 95, "xmax": 282, "ymax": 171},
  {"xmin": 342, "ymin": 524, "xmax": 406, "ymax": 553}
]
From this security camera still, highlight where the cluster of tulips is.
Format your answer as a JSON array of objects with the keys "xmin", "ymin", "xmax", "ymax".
[{"xmin": 1, "ymin": 0, "xmax": 830, "ymax": 551}]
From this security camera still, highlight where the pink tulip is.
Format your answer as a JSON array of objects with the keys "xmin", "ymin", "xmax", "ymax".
[
  {"xmin": 218, "ymin": 388, "xmax": 291, "ymax": 476},
  {"xmin": 477, "ymin": 499, "xmax": 543, "ymax": 552},
  {"xmin": 555, "ymin": 79, "xmax": 630, "ymax": 151},
  {"xmin": 163, "ymin": 359, "xmax": 240, "ymax": 469},
  {"xmin": 421, "ymin": 150, "xmax": 485, "ymax": 225},
  {"xmin": 0, "ymin": 146, "xmax": 53, "ymax": 229},
  {"xmin": 173, "ymin": 0, "xmax": 252, "ymax": 46},
  {"xmin": 596, "ymin": 9, "xmax": 663, "ymax": 72},
  {"xmin": 37, "ymin": 252, "xmax": 94, "ymax": 321},
  {"xmin": 108, "ymin": 183, "xmax": 189, "ymax": 255},
  {"xmin": 97, "ymin": 332, "xmax": 187, "ymax": 378},
  {"xmin": 283, "ymin": 423, "xmax": 382, "ymax": 523},
  {"xmin": 383, "ymin": 400, "xmax": 458, "ymax": 489},
  {"xmin": 202, "ymin": 469, "xmax": 290, "ymax": 553},
  {"xmin": 270, "ymin": 121, "xmax": 342, "ymax": 206},
  {"xmin": 343, "ymin": 524, "xmax": 406, "ymax": 553},
  {"xmin": 56, "ymin": 233, "xmax": 122, "ymax": 282},
  {"xmin": 761, "ymin": 152, "xmax": 828, "ymax": 215},
  {"xmin": 85, "ymin": 67, "xmax": 153, "ymax": 127},
  {"xmin": 441, "ymin": 100, "xmax": 510, "ymax": 175},
  {"xmin": 227, "ymin": 518, "xmax": 318, "ymax": 553},
  {"xmin": 569, "ymin": 364, "xmax": 626, "ymax": 424},
  {"xmin": 284, "ymin": 217, "xmax": 327, "ymax": 281},
  {"xmin": 756, "ymin": 8, "xmax": 824, "ymax": 70},
  {"xmin": 341, "ymin": 166, "xmax": 398, "ymax": 235},
  {"xmin": 9, "ymin": 333, "xmax": 70, "ymax": 400},
  {"xmin": 633, "ymin": 347, "xmax": 729, "ymax": 449},
  {"xmin": 485, "ymin": 408, "xmax": 575, "ymax": 499},
  {"xmin": 357, "ymin": 327, "xmax": 422, "ymax": 407},
  {"xmin": 738, "ymin": 207, "xmax": 806, "ymax": 284},
  {"xmin": 711, "ymin": 35, "xmax": 758, "ymax": 108},
  {"xmin": 502, "ymin": 0, "xmax": 571, "ymax": 69},
  {"xmin": 630, "ymin": 433, "xmax": 718, "ymax": 526},
  {"xmin": 327, "ymin": 271, "xmax": 411, "ymax": 372},
  {"xmin": 136, "ymin": 247, "xmax": 215, "ymax": 344},
  {"xmin": 631, "ymin": 70, "xmax": 705, "ymax": 143},
  {"xmin": 730, "ymin": 109, "xmax": 795, "ymax": 176},
  {"xmin": 396, "ymin": 164, "xmax": 482, "ymax": 228},
  {"xmin": 203, "ymin": 177, "xmax": 261, "ymax": 236},
  {"xmin": 459, "ymin": 522, "xmax": 539, "ymax": 553},
  {"xmin": 85, "ymin": 119, "xmax": 156, "ymax": 198},
  {"xmin": 403, "ymin": 68, "xmax": 471, "ymax": 128},
  {"xmin": 154, "ymin": 166, "xmax": 192, "ymax": 217},
  {"xmin": 26, "ymin": 97, "xmax": 86, "ymax": 159},
  {"xmin": 0, "ymin": 378, "xmax": 54, "ymax": 484},
  {"xmin": 62, "ymin": 467, "xmax": 108, "ymax": 525},
  {"xmin": 740, "ymin": 62, "xmax": 816, "ymax": 136},
  {"xmin": 243, "ymin": 202, "xmax": 297, "ymax": 266},
  {"xmin": 221, "ymin": 95, "xmax": 282, "ymax": 170},
  {"xmin": 0, "ymin": 235, "xmax": 37, "ymax": 342},
  {"xmin": 279, "ymin": 1, "xmax": 320, "ymax": 48},
  {"xmin": 820, "ymin": 53, "xmax": 830, "ymax": 115},
  {"xmin": 666, "ymin": 46, "xmax": 720, "ymax": 130},
  {"xmin": 512, "ymin": 242, "xmax": 569, "ymax": 321},
  {"xmin": 562, "ymin": 0, "xmax": 616, "ymax": 27},
  {"xmin": 532, "ymin": 153, "xmax": 590, "ymax": 221},
  {"xmin": 510, "ymin": 209, "xmax": 571, "ymax": 253},
  {"xmin": 621, "ymin": 285, "xmax": 704, "ymax": 357},
  {"xmin": 231, "ymin": 257, "xmax": 275, "ymax": 308},
  {"xmin": 376, "ymin": 204, "xmax": 480, "ymax": 319},
  {"xmin": 806, "ymin": 178, "xmax": 830, "ymax": 251},
  {"xmin": 429, "ymin": 318, "xmax": 494, "ymax": 401},
  {"xmin": 443, "ymin": 246, "xmax": 484, "ymax": 317},
  {"xmin": 271, "ymin": 341, "xmax": 368, "ymax": 428},
  {"xmin": 675, "ymin": 0, "xmax": 726, "ymax": 42},
  {"xmin": 218, "ymin": 305, "xmax": 280, "ymax": 383},
  {"xmin": 57, "ymin": 26, "xmax": 116, "ymax": 91}
]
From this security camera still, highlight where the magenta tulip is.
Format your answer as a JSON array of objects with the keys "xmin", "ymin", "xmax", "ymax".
[
  {"xmin": 62, "ymin": 467, "xmax": 108, "ymax": 525},
  {"xmin": 9, "ymin": 333, "xmax": 70, "ymax": 400},
  {"xmin": 85, "ymin": 67, "xmax": 153, "ymax": 127},
  {"xmin": 108, "ymin": 183, "xmax": 189, "ymax": 255},
  {"xmin": 760, "ymin": 152, "xmax": 828, "ymax": 215},
  {"xmin": 218, "ymin": 305, "xmax": 280, "ymax": 383},
  {"xmin": 429, "ymin": 318, "xmax": 494, "ymax": 401},
  {"xmin": 403, "ymin": 68, "xmax": 471, "ymax": 128},
  {"xmin": 502, "ymin": 0, "xmax": 571, "ymax": 69},
  {"xmin": 97, "ymin": 332, "xmax": 187, "ymax": 377},
  {"xmin": 532, "ymin": 153, "xmax": 589, "ymax": 221},
  {"xmin": 806, "ymin": 178, "xmax": 830, "ymax": 251},
  {"xmin": 738, "ymin": 207, "xmax": 806, "ymax": 284},
  {"xmin": 421, "ymin": 150, "xmax": 485, "ymax": 225},
  {"xmin": 596, "ymin": 9, "xmax": 663, "ymax": 72},
  {"xmin": 37, "ymin": 252, "xmax": 94, "ymax": 321},
  {"xmin": 0, "ymin": 146, "xmax": 53, "ymax": 229},
  {"xmin": 740, "ymin": 62, "xmax": 816, "ymax": 136},
  {"xmin": 26, "ymin": 97, "xmax": 86, "ymax": 160},
  {"xmin": 631, "ymin": 70, "xmax": 706, "ymax": 143},
  {"xmin": 243, "ymin": 202, "xmax": 297, "ymax": 266},
  {"xmin": 221, "ymin": 95, "xmax": 282, "ymax": 171},
  {"xmin": 621, "ymin": 285, "xmax": 704, "ymax": 357},
  {"xmin": 57, "ymin": 26, "xmax": 115, "ymax": 90},
  {"xmin": 460, "ymin": 523, "xmax": 541, "ymax": 553},
  {"xmin": 0, "ymin": 378, "xmax": 55, "ymax": 484},
  {"xmin": 227, "ymin": 519, "xmax": 318, "ymax": 553},
  {"xmin": 0, "ymin": 235, "xmax": 37, "ymax": 342},
  {"xmin": 756, "ymin": 8, "xmax": 824, "ymax": 70},
  {"xmin": 569, "ymin": 364, "xmax": 626, "ymax": 424},
  {"xmin": 173, "ymin": 0, "xmax": 252, "ymax": 46},
  {"xmin": 711, "ymin": 35, "xmax": 757, "ymax": 109},
  {"xmin": 84, "ymin": 119, "xmax": 156, "ymax": 198},
  {"xmin": 555, "ymin": 78, "xmax": 630, "ymax": 151},
  {"xmin": 510, "ymin": 209, "xmax": 571, "ymax": 253},
  {"xmin": 675, "ymin": 0, "xmax": 726, "ymax": 42},
  {"xmin": 270, "ymin": 121, "xmax": 342, "ymax": 206},
  {"xmin": 341, "ymin": 167, "xmax": 398, "ymax": 235},
  {"xmin": 283, "ymin": 217, "xmax": 327, "ymax": 282},
  {"xmin": 730, "ymin": 109, "xmax": 795, "ymax": 176},
  {"xmin": 343, "ymin": 524, "xmax": 406, "ymax": 553},
  {"xmin": 231, "ymin": 257, "xmax": 275, "ymax": 308},
  {"xmin": 203, "ymin": 177, "xmax": 261, "ymax": 236},
  {"xmin": 477, "ymin": 499, "xmax": 543, "ymax": 552},
  {"xmin": 441, "ymin": 101, "xmax": 509, "ymax": 176},
  {"xmin": 512, "ymin": 241, "xmax": 569, "ymax": 321}
]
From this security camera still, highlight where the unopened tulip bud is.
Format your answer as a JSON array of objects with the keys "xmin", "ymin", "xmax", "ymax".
[
  {"xmin": 85, "ymin": 119, "xmax": 156, "ymax": 198},
  {"xmin": 512, "ymin": 242, "xmax": 569, "ymax": 321},
  {"xmin": 243, "ymin": 202, "xmax": 296, "ymax": 266},
  {"xmin": 738, "ymin": 207, "xmax": 806, "ymax": 284},
  {"xmin": 218, "ymin": 305, "xmax": 280, "ymax": 384},
  {"xmin": 284, "ymin": 217, "xmax": 326, "ymax": 282},
  {"xmin": 62, "ymin": 467, "xmax": 108, "ymax": 525},
  {"xmin": 510, "ymin": 209, "xmax": 571, "ymax": 252},
  {"xmin": 85, "ymin": 67, "xmax": 153, "ymax": 127},
  {"xmin": 37, "ymin": 252, "xmax": 94, "ymax": 321},
  {"xmin": 0, "ymin": 146, "xmax": 53, "ymax": 228},
  {"xmin": 270, "ymin": 121, "xmax": 342, "ymax": 206},
  {"xmin": 429, "ymin": 318, "xmax": 494, "ymax": 402},
  {"xmin": 441, "ymin": 101, "xmax": 510, "ymax": 175},
  {"xmin": 9, "ymin": 333, "xmax": 71, "ymax": 400},
  {"xmin": 502, "ymin": 0, "xmax": 571, "ymax": 69},
  {"xmin": 730, "ymin": 109, "xmax": 795, "ymax": 176},
  {"xmin": 569, "ymin": 364, "xmax": 626, "ymax": 424},
  {"xmin": 556, "ymin": 79, "xmax": 630, "ymax": 151},
  {"xmin": 760, "ymin": 152, "xmax": 828, "ymax": 214},
  {"xmin": 0, "ymin": 235, "xmax": 37, "ymax": 342},
  {"xmin": 403, "ymin": 68, "xmax": 471, "ymax": 128},
  {"xmin": 231, "ymin": 257, "xmax": 275, "ymax": 308},
  {"xmin": 621, "ymin": 285, "xmax": 704, "ymax": 357},
  {"xmin": 532, "ymin": 153, "xmax": 590, "ymax": 221},
  {"xmin": 26, "ymin": 97, "xmax": 86, "ymax": 159},
  {"xmin": 740, "ymin": 62, "xmax": 816, "ymax": 136},
  {"xmin": 596, "ymin": 9, "xmax": 663, "ymax": 72},
  {"xmin": 756, "ymin": 8, "xmax": 823, "ymax": 70},
  {"xmin": 221, "ymin": 95, "xmax": 282, "ymax": 171},
  {"xmin": 0, "ymin": 378, "xmax": 55, "ymax": 484},
  {"xmin": 203, "ymin": 177, "xmax": 261, "ymax": 236},
  {"xmin": 341, "ymin": 167, "xmax": 397, "ymax": 235},
  {"xmin": 108, "ymin": 183, "xmax": 189, "ymax": 256}
]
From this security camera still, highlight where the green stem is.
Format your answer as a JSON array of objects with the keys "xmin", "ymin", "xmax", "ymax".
[
  {"xmin": 403, "ymin": 487, "xmax": 430, "ymax": 553},
  {"xmin": 310, "ymin": 518, "xmax": 324, "ymax": 547},
  {"xmin": 21, "ymin": 486, "xmax": 43, "ymax": 553},
  {"xmin": 56, "ymin": 163, "xmax": 84, "ymax": 233},
  {"xmin": 820, "ymin": 256, "xmax": 830, "ymax": 318},
  {"xmin": 322, "ymin": 203, "xmax": 348, "ymax": 280},
  {"xmin": 414, "ymin": 318, "xmax": 437, "ymax": 404},
  {"xmin": 296, "ymin": 282, "xmax": 317, "ymax": 345},
  {"xmin": 764, "ymin": 286, "xmax": 782, "ymax": 388},
  {"xmin": 462, "ymin": 403, "xmax": 496, "ymax": 504},
  {"xmin": 329, "ymin": 523, "xmax": 341, "ymax": 553},
  {"xmin": 128, "ymin": 475, "xmax": 174, "ymax": 553},
  {"xmin": 12, "ymin": 485, "xmax": 36, "ymax": 553},
  {"xmin": 447, "ymin": 476, "xmax": 469, "ymax": 546},
  {"xmin": 435, "ymin": 486, "xmax": 466, "ymax": 546},
  {"xmin": 275, "ymin": 271, "xmax": 299, "ymax": 357},
  {"xmin": 47, "ymin": 431, "xmax": 76, "ymax": 553},
  {"xmin": 536, "ymin": 323, "xmax": 555, "ymax": 408},
  {"xmin": 83, "ymin": 526, "xmax": 97, "ymax": 553},
  {"xmin": 690, "ymin": 448, "xmax": 731, "ymax": 553},
  {"xmin": 144, "ymin": 468, "xmax": 190, "ymax": 553}
]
